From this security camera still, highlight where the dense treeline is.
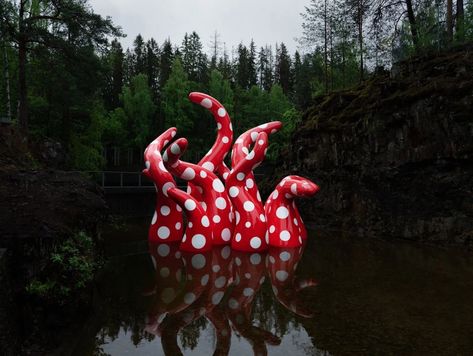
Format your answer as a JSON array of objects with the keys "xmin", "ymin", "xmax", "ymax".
[{"xmin": 1, "ymin": 0, "xmax": 473, "ymax": 170}]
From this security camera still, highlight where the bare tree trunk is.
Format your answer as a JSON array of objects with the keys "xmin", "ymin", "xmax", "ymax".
[
  {"xmin": 358, "ymin": 2, "xmax": 364, "ymax": 81},
  {"xmin": 405, "ymin": 0, "xmax": 419, "ymax": 51},
  {"xmin": 447, "ymin": 0, "xmax": 453, "ymax": 43},
  {"xmin": 456, "ymin": 0, "xmax": 465, "ymax": 41},
  {"xmin": 18, "ymin": 1, "xmax": 29, "ymax": 135},
  {"xmin": 3, "ymin": 42, "xmax": 11, "ymax": 122},
  {"xmin": 324, "ymin": 0, "xmax": 328, "ymax": 93}
]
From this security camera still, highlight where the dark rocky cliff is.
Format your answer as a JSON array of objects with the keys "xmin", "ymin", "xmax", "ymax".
[{"xmin": 283, "ymin": 45, "xmax": 473, "ymax": 248}]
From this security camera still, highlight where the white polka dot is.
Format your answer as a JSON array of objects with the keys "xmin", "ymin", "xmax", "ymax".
[
  {"xmin": 213, "ymin": 215, "xmax": 221, "ymax": 223},
  {"xmin": 285, "ymin": 193, "xmax": 293, "ymax": 199},
  {"xmin": 162, "ymin": 182, "xmax": 175, "ymax": 197},
  {"xmin": 192, "ymin": 234, "xmax": 206, "ymax": 249},
  {"xmin": 235, "ymin": 233, "xmax": 242, "ymax": 242},
  {"xmin": 246, "ymin": 178, "xmax": 254, "ymax": 189},
  {"xmin": 201, "ymin": 274, "xmax": 209, "ymax": 286},
  {"xmin": 161, "ymin": 288, "xmax": 175, "ymax": 304},
  {"xmin": 202, "ymin": 161, "xmax": 215, "ymax": 171},
  {"xmin": 260, "ymin": 276, "xmax": 265, "ymax": 284},
  {"xmin": 223, "ymin": 172, "xmax": 229, "ymax": 180},
  {"xmin": 215, "ymin": 276, "xmax": 227, "ymax": 288},
  {"xmin": 245, "ymin": 272, "xmax": 251, "ymax": 279},
  {"xmin": 176, "ymin": 204, "xmax": 182, "ymax": 212},
  {"xmin": 215, "ymin": 197, "xmax": 227, "ymax": 210},
  {"xmin": 272, "ymin": 190, "xmax": 279, "ymax": 199},
  {"xmin": 276, "ymin": 270, "xmax": 289, "ymax": 282},
  {"xmin": 299, "ymin": 236, "xmax": 302, "ymax": 244},
  {"xmin": 246, "ymin": 151, "xmax": 255, "ymax": 160},
  {"xmin": 269, "ymin": 256, "xmax": 276, "ymax": 264},
  {"xmin": 175, "ymin": 222, "xmax": 181, "ymax": 230},
  {"xmin": 184, "ymin": 292, "xmax": 196, "ymax": 304},
  {"xmin": 229, "ymin": 186, "xmax": 239, "ymax": 197},
  {"xmin": 276, "ymin": 207, "xmax": 289, "ymax": 219},
  {"xmin": 221, "ymin": 228, "xmax": 231, "ymax": 241},
  {"xmin": 157, "ymin": 226, "xmax": 170, "ymax": 239},
  {"xmin": 212, "ymin": 265, "xmax": 220, "ymax": 272},
  {"xmin": 200, "ymin": 202, "xmax": 207, "ymax": 211},
  {"xmin": 250, "ymin": 253, "xmax": 261, "ymax": 265},
  {"xmin": 242, "ymin": 147, "xmax": 249, "ymax": 155},
  {"xmin": 212, "ymin": 179, "xmax": 225, "ymax": 193},
  {"xmin": 181, "ymin": 167, "xmax": 195, "ymax": 180},
  {"xmin": 280, "ymin": 251, "xmax": 291, "ymax": 261},
  {"xmin": 151, "ymin": 211, "xmax": 157, "ymax": 224},
  {"xmin": 162, "ymin": 151, "xmax": 169, "ymax": 162},
  {"xmin": 160, "ymin": 205, "xmax": 170, "ymax": 216},
  {"xmin": 250, "ymin": 237, "xmax": 262, "ymax": 249},
  {"xmin": 294, "ymin": 218, "xmax": 299, "ymax": 226},
  {"xmin": 222, "ymin": 136, "xmax": 229, "ymax": 143},
  {"xmin": 182, "ymin": 234, "xmax": 187, "ymax": 242},
  {"xmin": 236, "ymin": 172, "xmax": 245, "ymax": 181},
  {"xmin": 258, "ymin": 139, "xmax": 265, "ymax": 145},
  {"xmin": 280, "ymin": 230, "xmax": 291, "ymax": 241},
  {"xmin": 257, "ymin": 191, "xmax": 262, "ymax": 202},
  {"xmin": 217, "ymin": 122, "xmax": 222, "ymax": 130},
  {"xmin": 235, "ymin": 211, "xmax": 240, "ymax": 224},
  {"xmin": 212, "ymin": 291, "xmax": 224, "ymax": 305},
  {"xmin": 291, "ymin": 183, "xmax": 298, "ymax": 195},
  {"xmin": 228, "ymin": 298, "xmax": 239, "ymax": 309},
  {"xmin": 191, "ymin": 254, "xmax": 206, "ymax": 269},
  {"xmin": 185, "ymin": 199, "xmax": 197, "ymax": 211},
  {"xmin": 200, "ymin": 170, "xmax": 207, "ymax": 178},
  {"xmin": 269, "ymin": 225, "xmax": 275, "ymax": 233},
  {"xmin": 158, "ymin": 244, "xmax": 170, "ymax": 257},
  {"xmin": 158, "ymin": 161, "xmax": 166, "ymax": 171},
  {"xmin": 243, "ymin": 288, "xmax": 254, "ymax": 297},
  {"xmin": 250, "ymin": 132, "xmax": 258, "ymax": 142},
  {"xmin": 160, "ymin": 267, "xmax": 170, "ymax": 278},
  {"xmin": 245, "ymin": 221, "xmax": 251, "ymax": 228},
  {"xmin": 221, "ymin": 246, "xmax": 231, "ymax": 259},
  {"xmin": 218, "ymin": 107, "xmax": 226, "ymax": 117},
  {"xmin": 201, "ymin": 98, "xmax": 212, "ymax": 108},
  {"xmin": 201, "ymin": 216, "xmax": 210, "ymax": 227},
  {"xmin": 145, "ymin": 161, "xmax": 150, "ymax": 169},
  {"xmin": 265, "ymin": 230, "xmax": 269, "ymax": 244},
  {"xmin": 243, "ymin": 201, "xmax": 255, "ymax": 212},
  {"xmin": 259, "ymin": 214, "xmax": 266, "ymax": 222}
]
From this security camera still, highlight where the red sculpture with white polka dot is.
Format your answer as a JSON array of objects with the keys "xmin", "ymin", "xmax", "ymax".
[
  {"xmin": 162, "ymin": 137, "xmax": 234, "ymax": 245},
  {"xmin": 226, "ymin": 132, "xmax": 269, "ymax": 252},
  {"xmin": 143, "ymin": 92, "xmax": 320, "ymax": 253},
  {"xmin": 265, "ymin": 175, "xmax": 319, "ymax": 248},
  {"xmin": 143, "ymin": 128, "xmax": 183, "ymax": 243}
]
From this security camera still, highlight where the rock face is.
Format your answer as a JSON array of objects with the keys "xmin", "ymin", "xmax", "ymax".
[{"xmin": 285, "ymin": 45, "xmax": 473, "ymax": 248}]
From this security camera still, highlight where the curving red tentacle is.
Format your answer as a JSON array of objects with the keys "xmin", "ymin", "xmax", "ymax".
[
  {"xmin": 264, "ymin": 175, "xmax": 319, "ymax": 248},
  {"xmin": 163, "ymin": 138, "xmax": 234, "ymax": 245},
  {"xmin": 230, "ymin": 121, "xmax": 282, "ymax": 202},
  {"xmin": 143, "ymin": 128, "xmax": 183, "ymax": 243},
  {"xmin": 226, "ymin": 132, "xmax": 268, "ymax": 252},
  {"xmin": 189, "ymin": 92, "xmax": 233, "ymax": 172},
  {"xmin": 167, "ymin": 187, "xmax": 212, "ymax": 252}
]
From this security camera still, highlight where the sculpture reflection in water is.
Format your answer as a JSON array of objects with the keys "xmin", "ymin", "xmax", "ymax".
[
  {"xmin": 145, "ymin": 240, "xmax": 316, "ymax": 355},
  {"xmin": 143, "ymin": 92, "xmax": 320, "ymax": 252}
]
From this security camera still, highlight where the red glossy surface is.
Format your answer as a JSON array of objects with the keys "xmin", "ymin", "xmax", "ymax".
[
  {"xmin": 264, "ymin": 175, "xmax": 320, "ymax": 248},
  {"xmin": 143, "ymin": 128, "xmax": 183, "ymax": 243}
]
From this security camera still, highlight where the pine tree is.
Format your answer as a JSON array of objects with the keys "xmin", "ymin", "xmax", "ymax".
[
  {"xmin": 275, "ymin": 43, "xmax": 293, "ymax": 95},
  {"xmin": 133, "ymin": 34, "xmax": 146, "ymax": 75}
]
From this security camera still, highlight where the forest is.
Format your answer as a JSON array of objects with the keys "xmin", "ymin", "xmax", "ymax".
[{"xmin": 1, "ymin": 0, "xmax": 473, "ymax": 170}]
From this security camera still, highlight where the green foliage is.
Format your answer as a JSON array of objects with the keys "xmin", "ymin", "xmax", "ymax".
[
  {"xmin": 208, "ymin": 69, "xmax": 234, "ymax": 114},
  {"xmin": 26, "ymin": 231, "xmax": 98, "ymax": 303},
  {"xmin": 121, "ymin": 74, "xmax": 157, "ymax": 148},
  {"xmin": 162, "ymin": 58, "xmax": 193, "ymax": 133}
]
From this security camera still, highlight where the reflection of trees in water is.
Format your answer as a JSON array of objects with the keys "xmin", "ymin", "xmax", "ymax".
[{"xmin": 179, "ymin": 316, "xmax": 208, "ymax": 350}]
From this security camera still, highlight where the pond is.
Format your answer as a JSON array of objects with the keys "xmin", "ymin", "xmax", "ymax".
[{"xmin": 63, "ymin": 218, "xmax": 473, "ymax": 355}]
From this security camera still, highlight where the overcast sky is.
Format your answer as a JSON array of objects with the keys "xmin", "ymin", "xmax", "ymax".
[{"xmin": 89, "ymin": 0, "xmax": 309, "ymax": 56}]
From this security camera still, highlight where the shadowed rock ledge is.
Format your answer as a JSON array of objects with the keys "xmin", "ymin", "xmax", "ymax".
[{"xmin": 280, "ymin": 45, "xmax": 473, "ymax": 248}]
